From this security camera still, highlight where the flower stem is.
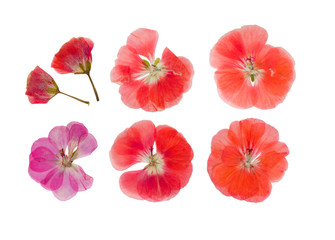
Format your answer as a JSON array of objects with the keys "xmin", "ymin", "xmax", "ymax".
[
  {"xmin": 59, "ymin": 91, "xmax": 90, "ymax": 105},
  {"xmin": 86, "ymin": 72, "xmax": 99, "ymax": 101}
]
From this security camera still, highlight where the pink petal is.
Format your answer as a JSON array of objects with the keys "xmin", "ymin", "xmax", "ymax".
[
  {"xmin": 48, "ymin": 126, "xmax": 69, "ymax": 151},
  {"xmin": 241, "ymin": 25, "xmax": 268, "ymax": 57},
  {"xmin": 67, "ymin": 122, "xmax": 88, "ymax": 156},
  {"xmin": 31, "ymin": 137, "xmax": 59, "ymax": 155},
  {"xmin": 40, "ymin": 167, "xmax": 64, "ymax": 191},
  {"xmin": 76, "ymin": 133, "xmax": 98, "ymax": 159},
  {"xmin": 127, "ymin": 28, "xmax": 158, "ymax": 61},
  {"xmin": 29, "ymin": 147, "xmax": 59, "ymax": 173},
  {"xmin": 52, "ymin": 168, "xmax": 77, "ymax": 201},
  {"xmin": 119, "ymin": 170, "xmax": 143, "ymax": 200},
  {"xmin": 70, "ymin": 164, "xmax": 93, "ymax": 191}
]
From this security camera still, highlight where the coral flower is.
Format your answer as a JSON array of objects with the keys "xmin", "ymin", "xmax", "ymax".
[
  {"xmin": 210, "ymin": 25, "xmax": 295, "ymax": 109},
  {"xmin": 51, "ymin": 37, "xmax": 99, "ymax": 101},
  {"xmin": 207, "ymin": 118, "xmax": 289, "ymax": 202},
  {"xmin": 26, "ymin": 66, "xmax": 90, "ymax": 105},
  {"xmin": 110, "ymin": 120, "xmax": 194, "ymax": 201},
  {"xmin": 111, "ymin": 28, "xmax": 194, "ymax": 112},
  {"xmin": 28, "ymin": 122, "xmax": 98, "ymax": 200}
]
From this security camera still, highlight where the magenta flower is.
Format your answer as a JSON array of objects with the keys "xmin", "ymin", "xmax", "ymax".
[{"xmin": 28, "ymin": 122, "xmax": 97, "ymax": 200}]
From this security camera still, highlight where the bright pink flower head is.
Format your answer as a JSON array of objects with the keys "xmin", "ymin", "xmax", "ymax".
[
  {"xmin": 110, "ymin": 120, "xmax": 194, "ymax": 201},
  {"xmin": 111, "ymin": 28, "xmax": 194, "ymax": 112},
  {"xmin": 208, "ymin": 118, "xmax": 289, "ymax": 202},
  {"xmin": 210, "ymin": 25, "xmax": 295, "ymax": 109},
  {"xmin": 52, "ymin": 37, "xmax": 94, "ymax": 74},
  {"xmin": 26, "ymin": 66, "xmax": 59, "ymax": 104},
  {"xmin": 29, "ymin": 122, "xmax": 98, "ymax": 200}
]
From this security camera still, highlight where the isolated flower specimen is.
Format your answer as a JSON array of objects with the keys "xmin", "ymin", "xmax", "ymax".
[
  {"xmin": 110, "ymin": 120, "xmax": 193, "ymax": 201},
  {"xmin": 26, "ymin": 66, "xmax": 90, "ymax": 105},
  {"xmin": 28, "ymin": 122, "xmax": 97, "ymax": 200},
  {"xmin": 207, "ymin": 118, "xmax": 289, "ymax": 202},
  {"xmin": 210, "ymin": 25, "xmax": 295, "ymax": 109},
  {"xmin": 52, "ymin": 37, "xmax": 100, "ymax": 101},
  {"xmin": 111, "ymin": 28, "xmax": 194, "ymax": 111}
]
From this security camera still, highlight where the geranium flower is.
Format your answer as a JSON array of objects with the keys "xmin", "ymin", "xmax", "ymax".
[
  {"xmin": 210, "ymin": 25, "xmax": 295, "ymax": 109},
  {"xmin": 110, "ymin": 120, "xmax": 193, "ymax": 201},
  {"xmin": 207, "ymin": 118, "xmax": 289, "ymax": 202},
  {"xmin": 51, "ymin": 37, "xmax": 99, "ymax": 101},
  {"xmin": 111, "ymin": 28, "xmax": 194, "ymax": 112},
  {"xmin": 28, "ymin": 122, "xmax": 98, "ymax": 200},
  {"xmin": 26, "ymin": 66, "xmax": 90, "ymax": 105}
]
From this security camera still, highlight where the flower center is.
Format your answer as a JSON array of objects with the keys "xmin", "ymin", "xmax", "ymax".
[
  {"xmin": 244, "ymin": 148, "xmax": 260, "ymax": 170},
  {"xmin": 59, "ymin": 148, "xmax": 77, "ymax": 168},
  {"xmin": 144, "ymin": 147, "xmax": 164, "ymax": 175},
  {"xmin": 141, "ymin": 58, "xmax": 166, "ymax": 84},
  {"xmin": 244, "ymin": 56, "xmax": 260, "ymax": 85}
]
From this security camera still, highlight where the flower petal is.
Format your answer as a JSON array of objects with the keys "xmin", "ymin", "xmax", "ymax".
[
  {"xmin": 76, "ymin": 133, "xmax": 98, "ymax": 159},
  {"xmin": 29, "ymin": 147, "xmax": 59, "ymax": 173},
  {"xmin": 48, "ymin": 126, "xmax": 69, "ymax": 151},
  {"xmin": 40, "ymin": 167, "xmax": 64, "ymax": 191},
  {"xmin": 119, "ymin": 170, "xmax": 143, "ymax": 200},
  {"xmin": 259, "ymin": 150, "xmax": 288, "ymax": 182},
  {"xmin": 110, "ymin": 120, "xmax": 155, "ymax": 170},
  {"xmin": 51, "ymin": 37, "xmax": 94, "ymax": 74},
  {"xmin": 136, "ymin": 170, "xmax": 181, "ymax": 202},
  {"xmin": 241, "ymin": 25, "xmax": 268, "ymax": 57},
  {"xmin": 156, "ymin": 125, "xmax": 193, "ymax": 171},
  {"xmin": 67, "ymin": 122, "xmax": 88, "ymax": 156},
  {"xmin": 31, "ymin": 137, "xmax": 59, "ymax": 155},
  {"xmin": 127, "ymin": 28, "xmax": 158, "ymax": 61}
]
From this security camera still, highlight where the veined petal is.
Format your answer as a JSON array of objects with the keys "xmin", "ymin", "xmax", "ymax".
[
  {"xmin": 40, "ymin": 167, "xmax": 64, "ymax": 191},
  {"xmin": 48, "ymin": 126, "xmax": 69, "ymax": 151},
  {"xmin": 76, "ymin": 133, "xmax": 98, "ymax": 159},
  {"xmin": 110, "ymin": 120, "xmax": 155, "ymax": 170},
  {"xmin": 31, "ymin": 137, "xmax": 59, "ymax": 155},
  {"xmin": 67, "ymin": 122, "xmax": 88, "ymax": 156},
  {"xmin": 29, "ymin": 147, "xmax": 59, "ymax": 173},
  {"xmin": 241, "ymin": 25, "xmax": 268, "ymax": 57},
  {"xmin": 127, "ymin": 28, "xmax": 158, "ymax": 61}
]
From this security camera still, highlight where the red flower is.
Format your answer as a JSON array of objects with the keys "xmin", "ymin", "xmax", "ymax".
[
  {"xmin": 111, "ymin": 28, "xmax": 194, "ymax": 112},
  {"xmin": 210, "ymin": 25, "xmax": 295, "ymax": 109},
  {"xmin": 51, "ymin": 37, "xmax": 99, "ymax": 101},
  {"xmin": 110, "ymin": 120, "xmax": 193, "ymax": 201},
  {"xmin": 26, "ymin": 66, "xmax": 59, "ymax": 104},
  {"xmin": 207, "ymin": 118, "xmax": 289, "ymax": 202},
  {"xmin": 26, "ymin": 66, "xmax": 89, "ymax": 105}
]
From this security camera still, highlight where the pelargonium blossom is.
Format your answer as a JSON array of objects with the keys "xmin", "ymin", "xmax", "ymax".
[
  {"xmin": 26, "ymin": 66, "xmax": 90, "ymax": 105},
  {"xmin": 207, "ymin": 118, "xmax": 289, "ymax": 202},
  {"xmin": 111, "ymin": 28, "xmax": 194, "ymax": 112},
  {"xmin": 51, "ymin": 37, "xmax": 99, "ymax": 101},
  {"xmin": 28, "ymin": 122, "xmax": 97, "ymax": 200},
  {"xmin": 110, "ymin": 120, "xmax": 194, "ymax": 201},
  {"xmin": 210, "ymin": 25, "xmax": 295, "ymax": 109}
]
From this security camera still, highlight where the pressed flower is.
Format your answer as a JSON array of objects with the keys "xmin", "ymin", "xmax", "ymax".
[
  {"xmin": 207, "ymin": 118, "xmax": 289, "ymax": 202},
  {"xmin": 26, "ymin": 66, "xmax": 90, "ymax": 105},
  {"xmin": 111, "ymin": 28, "xmax": 194, "ymax": 112},
  {"xmin": 51, "ymin": 37, "xmax": 99, "ymax": 101},
  {"xmin": 28, "ymin": 122, "xmax": 97, "ymax": 200},
  {"xmin": 210, "ymin": 25, "xmax": 295, "ymax": 109},
  {"xmin": 110, "ymin": 120, "xmax": 193, "ymax": 201}
]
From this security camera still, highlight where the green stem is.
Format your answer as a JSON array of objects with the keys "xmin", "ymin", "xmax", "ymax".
[
  {"xmin": 59, "ymin": 91, "xmax": 90, "ymax": 105},
  {"xmin": 86, "ymin": 72, "xmax": 99, "ymax": 101}
]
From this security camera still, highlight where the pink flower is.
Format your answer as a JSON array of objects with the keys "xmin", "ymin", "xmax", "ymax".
[
  {"xmin": 51, "ymin": 37, "xmax": 99, "ymax": 101},
  {"xmin": 210, "ymin": 25, "xmax": 295, "ymax": 109},
  {"xmin": 26, "ymin": 66, "xmax": 59, "ymax": 104},
  {"xmin": 28, "ymin": 122, "xmax": 97, "ymax": 200},
  {"xmin": 26, "ymin": 66, "xmax": 90, "ymax": 105},
  {"xmin": 111, "ymin": 28, "xmax": 194, "ymax": 111}
]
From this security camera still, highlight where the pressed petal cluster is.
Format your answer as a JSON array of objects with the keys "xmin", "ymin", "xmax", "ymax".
[
  {"xmin": 52, "ymin": 37, "xmax": 94, "ymax": 74},
  {"xmin": 26, "ymin": 66, "xmax": 59, "ymax": 104},
  {"xmin": 29, "ymin": 122, "xmax": 98, "ymax": 200},
  {"xmin": 110, "ymin": 120, "xmax": 194, "ymax": 201},
  {"xmin": 210, "ymin": 25, "xmax": 295, "ymax": 109},
  {"xmin": 207, "ymin": 118, "xmax": 289, "ymax": 202},
  {"xmin": 111, "ymin": 28, "xmax": 194, "ymax": 111}
]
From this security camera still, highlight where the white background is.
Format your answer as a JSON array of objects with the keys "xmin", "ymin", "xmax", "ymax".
[{"xmin": 1, "ymin": 0, "xmax": 334, "ymax": 239}]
